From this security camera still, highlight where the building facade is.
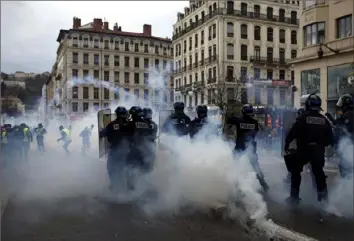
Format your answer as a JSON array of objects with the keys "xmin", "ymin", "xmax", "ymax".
[
  {"xmin": 49, "ymin": 17, "xmax": 174, "ymax": 117},
  {"xmin": 172, "ymin": 0, "xmax": 300, "ymax": 109},
  {"xmin": 292, "ymin": 0, "xmax": 354, "ymax": 114}
]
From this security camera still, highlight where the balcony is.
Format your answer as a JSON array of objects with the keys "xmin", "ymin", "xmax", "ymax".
[
  {"xmin": 251, "ymin": 79, "xmax": 293, "ymax": 87},
  {"xmin": 207, "ymin": 78, "xmax": 217, "ymax": 84},
  {"xmin": 172, "ymin": 8, "xmax": 299, "ymax": 41},
  {"xmin": 204, "ymin": 55, "xmax": 218, "ymax": 65},
  {"xmin": 250, "ymin": 56, "xmax": 290, "ymax": 67}
]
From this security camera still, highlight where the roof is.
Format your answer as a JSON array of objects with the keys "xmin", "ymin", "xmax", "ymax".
[{"xmin": 57, "ymin": 28, "xmax": 172, "ymax": 43}]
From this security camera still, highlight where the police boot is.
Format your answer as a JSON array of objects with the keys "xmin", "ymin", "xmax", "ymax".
[{"xmin": 286, "ymin": 188, "xmax": 301, "ymax": 205}]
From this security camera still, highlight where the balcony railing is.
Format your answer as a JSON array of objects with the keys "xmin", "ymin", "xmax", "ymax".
[
  {"xmin": 250, "ymin": 56, "xmax": 290, "ymax": 66},
  {"xmin": 172, "ymin": 8, "xmax": 299, "ymax": 40}
]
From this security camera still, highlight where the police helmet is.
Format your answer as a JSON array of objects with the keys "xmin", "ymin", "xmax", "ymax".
[
  {"xmin": 20, "ymin": 123, "xmax": 26, "ymax": 127},
  {"xmin": 143, "ymin": 108, "xmax": 153, "ymax": 119},
  {"xmin": 241, "ymin": 104, "xmax": 254, "ymax": 116},
  {"xmin": 336, "ymin": 94, "xmax": 353, "ymax": 110},
  {"xmin": 59, "ymin": 125, "xmax": 64, "ymax": 131},
  {"xmin": 173, "ymin": 102, "xmax": 185, "ymax": 111},
  {"xmin": 297, "ymin": 108, "xmax": 305, "ymax": 116},
  {"xmin": 38, "ymin": 123, "xmax": 43, "ymax": 128},
  {"xmin": 115, "ymin": 106, "xmax": 128, "ymax": 118},
  {"xmin": 129, "ymin": 106, "xmax": 144, "ymax": 117},
  {"xmin": 196, "ymin": 105, "xmax": 208, "ymax": 117},
  {"xmin": 305, "ymin": 94, "xmax": 322, "ymax": 111}
]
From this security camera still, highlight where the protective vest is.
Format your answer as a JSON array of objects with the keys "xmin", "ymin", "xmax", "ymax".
[
  {"xmin": 62, "ymin": 128, "xmax": 72, "ymax": 141},
  {"xmin": 23, "ymin": 127, "xmax": 30, "ymax": 142},
  {"xmin": 37, "ymin": 127, "xmax": 45, "ymax": 136},
  {"xmin": 1, "ymin": 131, "xmax": 7, "ymax": 144}
]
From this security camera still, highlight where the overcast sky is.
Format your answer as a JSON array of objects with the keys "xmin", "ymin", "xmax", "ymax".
[{"xmin": 0, "ymin": 1, "xmax": 188, "ymax": 74}]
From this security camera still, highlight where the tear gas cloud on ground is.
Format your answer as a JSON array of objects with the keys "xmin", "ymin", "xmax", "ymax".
[{"xmin": 5, "ymin": 69, "xmax": 353, "ymax": 226}]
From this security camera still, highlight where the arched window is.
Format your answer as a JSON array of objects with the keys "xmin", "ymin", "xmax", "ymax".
[
  {"xmin": 227, "ymin": 43, "xmax": 234, "ymax": 59},
  {"xmin": 267, "ymin": 27, "xmax": 273, "ymax": 42},
  {"xmin": 254, "ymin": 26, "xmax": 261, "ymax": 40},
  {"xmin": 241, "ymin": 24, "xmax": 248, "ymax": 39},
  {"xmin": 279, "ymin": 29, "xmax": 286, "ymax": 43},
  {"xmin": 291, "ymin": 30, "xmax": 297, "ymax": 44},
  {"xmin": 227, "ymin": 22, "xmax": 234, "ymax": 37},
  {"xmin": 241, "ymin": 2, "xmax": 248, "ymax": 16},
  {"xmin": 240, "ymin": 44, "xmax": 248, "ymax": 61}
]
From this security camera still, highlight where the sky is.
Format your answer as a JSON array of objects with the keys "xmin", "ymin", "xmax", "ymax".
[{"xmin": 0, "ymin": 1, "xmax": 188, "ymax": 74}]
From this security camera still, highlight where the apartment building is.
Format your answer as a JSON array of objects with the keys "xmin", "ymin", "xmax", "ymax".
[
  {"xmin": 292, "ymin": 0, "xmax": 354, "ymax": 114},
  {"xmin": 49, "ymin": 17, "xmax": 174, "ymax": 116},
  {"xmin": 172, "ymin": 0, "xmax": 300, "ymax": 109}
]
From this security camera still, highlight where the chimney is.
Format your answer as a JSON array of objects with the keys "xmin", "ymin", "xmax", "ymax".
[
  {"xmin": 118, "ymin": 26, "xmax": 122, "ymax": 31},
  {"xmin": 143, "ymin": 24, "xmax": 152, "ymax": 36},
  {"xmin": 73, "ymin": 17, "xmax": 81, "ymax": 29},
  {"xmin": 93, "ymin": 18, "xmax": 103, "ymax": 31},
  {"xmin": 104, "ymin": 21, "xmax": 109, "ymax": 30},
  {"xmin": 113, "ymin": 23, "xmax": 118, "ymax": 31}
]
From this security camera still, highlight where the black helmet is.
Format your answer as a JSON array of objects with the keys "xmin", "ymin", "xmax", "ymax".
[
  {"xmin": 196, "ymin": 105, "xmax": 208, "ymax": 117},
  {"xmin": 305, "ymin": 94, "xmax": 322, "ymax": 111},
  {"xmin": 336, "ymin": 94, "xmax": 353, "ymax": 111},
  {"xmin": 241, "ymin": 104, "xmax": 254, "ymax": 116},
  {"xmin": 143, "ymin": 108, "xmax": 153, "ymax": 119},
  {"xmin": 38, "ymin": 123, "xmax": 43, "ymax": 127},
  {"xmin": 129, "ymin": 106, "xmax": 143, "ymax": 117},
  {"xmin": 115, "ymin": 106, "xmax": 128, "ymax": 118},
  {"xmin": 173, "ymin": 102, "xmax": 185, "ymax": 111},
  {"xmin": 20, "ymin": 123, "xmax": 26, "ymax": 127},
  {"xmin": 59, "ymin": 125, "xmax": 64, "ymax": 131},
  {"xmin": 297, "ymin": 108, "xmax": 305, "ymax": 116}
]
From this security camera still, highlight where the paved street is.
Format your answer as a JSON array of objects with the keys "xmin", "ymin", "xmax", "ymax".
[{"xmin": 1, "ymin": 146, "xmax": 353, "ymax": 241}]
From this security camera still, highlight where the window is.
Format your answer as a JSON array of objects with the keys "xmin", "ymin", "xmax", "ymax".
[
  {"xmin": 227, "ymin": 44, "xmax": 234, "ymax": 59},
  {"xmin": 337, "ymin": 15, "xmax": 352, "ymax": 39},
  {"xmin": 144, "ymin": 89, "xmax": 149, "ymax": 100},
  {"xmin": 267, "ymin": 69, "xmax": 273, "ymax": 80},
  {"xmin": 241, "ymin": 3, "xmax": 247, "ymax": 16},
  {"xmin": 134, "ymin": 89, "xmax": 139, "ymax": 99},
  {"xmin": 254, "ymin": 26, "xmax": 261, "ymax": 40},
  {"xmin": 103, "ymin": 103, "xmax": 109, "ymax": 108},
  {"xmin": 124, "ymin": 72, "xmax": 130, "ymax": 84},
  {"xmin": 195, "ymin": 34, "xmax": 198, "ymax": 47},
  {"xmin": 72, "ymin": 102, "xmax": 78, "ymax": 112},
  {"xmin": 114, "ymin": 41, "xmax": 119, "ymax": 50},
  {"xmin": 144, "ymin": 73, "xmax": 149, "ymax": 84},
  {"xmin": 279, "ymin": 89, "xmax": 286, "ymax": 105},
  {"xmin": 227, "ymin": 66, "xmax": 234, "ymax": 81},
  {"xmin": 124, "ymin": 88, "xmax": 130, "ymax": 101},
  {"xmin": 303, "ymin": 22, "xmax": 325, "ymax": 47},
  {"xmin": 114, "ymin": 55, "xmax": 119, "ymax": 66},
  {"xmin": 212, "ymin": 24, "xmax": 216, "ymax": 38},
  {"xmin": 83, "ymin": 70, "xmax": 89, "ymax": 80},
  {"xmin": 104, "ymin": 40, "xmax": 109, "ymax": 49},
  {"xmin": 144, "ymin": 44, "xmax": 148, "ymax": 53},
  {"xmin": 267, "ymin": 89, "xmax": 273, "ymax": 105},
  {"xmin": 94, "ymin": 88, "xmax": 99, "ymax": 99},
  {"xmin": 254, "ymin": 68, "xmax": 260, "ymax": 80},
  {"xmin": 279, "ymin": 29, "xmax": 286, "ymax": 43},
  {"xmin": 83, "ymin": 87, "xmax": 89, "ymax": 99},
  {"xmin": 72, "ymin": 87, "xmax": 78, "ymax": 99},
  {"xmin": 267, "ymin": 27, "xmax": 273, "ymax": 42},
  {"xmin": 267, "ymin": 47, "xmax": 273, "ymax": 63},
  {"xmin": 255, "ymin": 88, "xmax": 261, "ymax": 104},
  {"xmin": 301, "ymin": 69, "xmax": 320, "ymax": 95},
  {"xmin": 208, "ymin": 26, "xmax": 212, "ymax": 40},
  {"xmin": 155, "ymin": 45, "xmax": 159, "ymax": 54},
  {"xmin": 72, "ymin": 69, "xmax": 78, "ymax": 77},
  {"xmin": 134, "ymin": 73, "xmax": 139, "ymax": 84},
  {"xmin": 83, "ymin": 53, "xmax": 89, "ymax": 64},
  {"xmin": 104, "ymin": 89, "xmax": 109, "ymax": 100},
  {"xmin": 94, "ymin": 39, "xmax": 99, "ymax": 48},
  {"xmin": 124, "ymin": 56, "xmax": 130, "ymax": 67},
  {"xmin": 144, "ymin": 58, "xmax": 149, "ymax": 68},
  {"xmin": 291, "ymin": 31, "xmax": 297, "ymax": 44},
  {"xmin": 155, "ymin": 59, "xmax": 160, "ymax": 69},
  {"xmin": 241, "ymin": 24, "xmax": 248, "ymax": 39},
  {"xmin": 125, "ymin": 42, "xmax": 129, "ymax": 51},
  {"xmin": 114, "ymin": 71, "xmax": 119, "ymax": 83},
  {"xmin": 73, "ymin": 37, "xmax": 78, "ymax": 47},
  {"xmin": 83, "ymin": 102, "xmax": 89, "ymax": 112},
  {"xmin": 104, "ymin": 55, "xmax": 109, "ymax": 66},
  {"xmin": 200, "ymin": 31, "xmax": 205, "ymax": 45},
  {"xmin": 279, "ymin": 70, "xmax": 285, "ymax": 80},
  {"xmin": 241, "ymin": 45, "xmax": 248, "ymax": 61},
  {"xmin": 227, "ymin": 1, "xmax": 234, "ymax": 13},
  {"xmin": 267, "ymin": 7, "xmax": 273, "ymax": 19},
  {"xmin": 94, "ymin": 70, "xmax": 99, "ymax": 79},
  {"xmin": 241, "ymin": 88, "xmax": 248, "ymax": 104},
  {"xmin": 114, "ymin": 91, "xmax": 119, "ymax": 101},
  {"xmin": 240, "ymin": 67, "xmax": 248, "ymax": 82},
  {"xmin": 104, "ymin": 71, "xmax": 109, "ymax": 81},
  {"xmin": 83, "ymin": 38, "xmax": 88, "ymax": 48},
  {"xmin": 254, "ymin": 5, "xmax": 260, "ymax": 18},
  {"xmin": 135, "ymin": 43, "xmax": 139, "ymax": 52},
  {"xmin": 291, "ymin": 50, "xmax": 297, "ymax": 59},
  {"xmin": 227, "ymin": 22, "xmax": 234, "ymax": 37},
  {"xmin": 189, "ymin": 37, "xmax": 192, "ymax": 50},
  {"xmin": 134, "ymin": 57, "xmax": 139, "ymax": 68},
  {"xmin": 94, "ymin": 54, "xmax": 99, "ymax": 65},
  {"xmin": 254, "ymin": 46, "xmax": 260, "ymax": 59},
  {"xmin": 72, "ymin": 52, "xmax": 78, "ymax": 63},
  {"xmin": 279, "ymin": 9, "xmax": 285, "ymax": 22},
  {"xmin": 290, "ymin": 11, "xmax": 297, "ymax": 24},
  {"xmin": 279, "ymin": 48, "xmax": 285, "ymax": 63}
]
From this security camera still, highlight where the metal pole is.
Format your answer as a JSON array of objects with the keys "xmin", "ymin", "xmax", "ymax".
[{"xmin": 100, "ymin": 44, "xmax": 103, "ymax": 108}]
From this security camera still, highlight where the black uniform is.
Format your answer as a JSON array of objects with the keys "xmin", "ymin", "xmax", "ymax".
[
  {"xmin": 189, "ymin": 105, "xmax": 216, "ymax": 139},
  {"xmin": 285, "ymin": 95, "xmax": 334, "ymax": 202},
  {"xmin": 227, "ymin": 104, "xmax": 269, "ymax": 191},
  {"xmin": 100, "ymin": 107, "xmax": 132, "ymax": 191},
  {"xmin": 162, "ymin": 102, "xmax": 191, "ymax": 136}
]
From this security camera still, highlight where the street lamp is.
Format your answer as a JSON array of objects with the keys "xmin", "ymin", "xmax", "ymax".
[{"xmin": 318, "ymin": 37, "xmax": 339, "ymax": 59}]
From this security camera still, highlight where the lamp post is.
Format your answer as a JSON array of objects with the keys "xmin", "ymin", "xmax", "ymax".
[{"xmin": 318, "ymin": 37, "xmax": 340, "ymax": 59}]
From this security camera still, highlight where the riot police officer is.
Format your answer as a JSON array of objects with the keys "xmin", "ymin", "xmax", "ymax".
[
  {"xmin": 226, "ymin": 104, "xmax": 269, "ymax": 192},
  {"xmin": 140, "ymin": 107, "xmax": 158, "ymax": 171},
  {"xmin": 99, "ymin": 106, "xmax": 131, "ymax": 192},
  {"xmin": 189, "ymin": 105, "xmax": 215, "ymax": 139},
  {"xmin": 162, "ymin": 102, "xmax": 191, "ymax": 136},
  {"xmin": 284, "ymin": 94, "xmax": 334, "ymax": 204}
]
